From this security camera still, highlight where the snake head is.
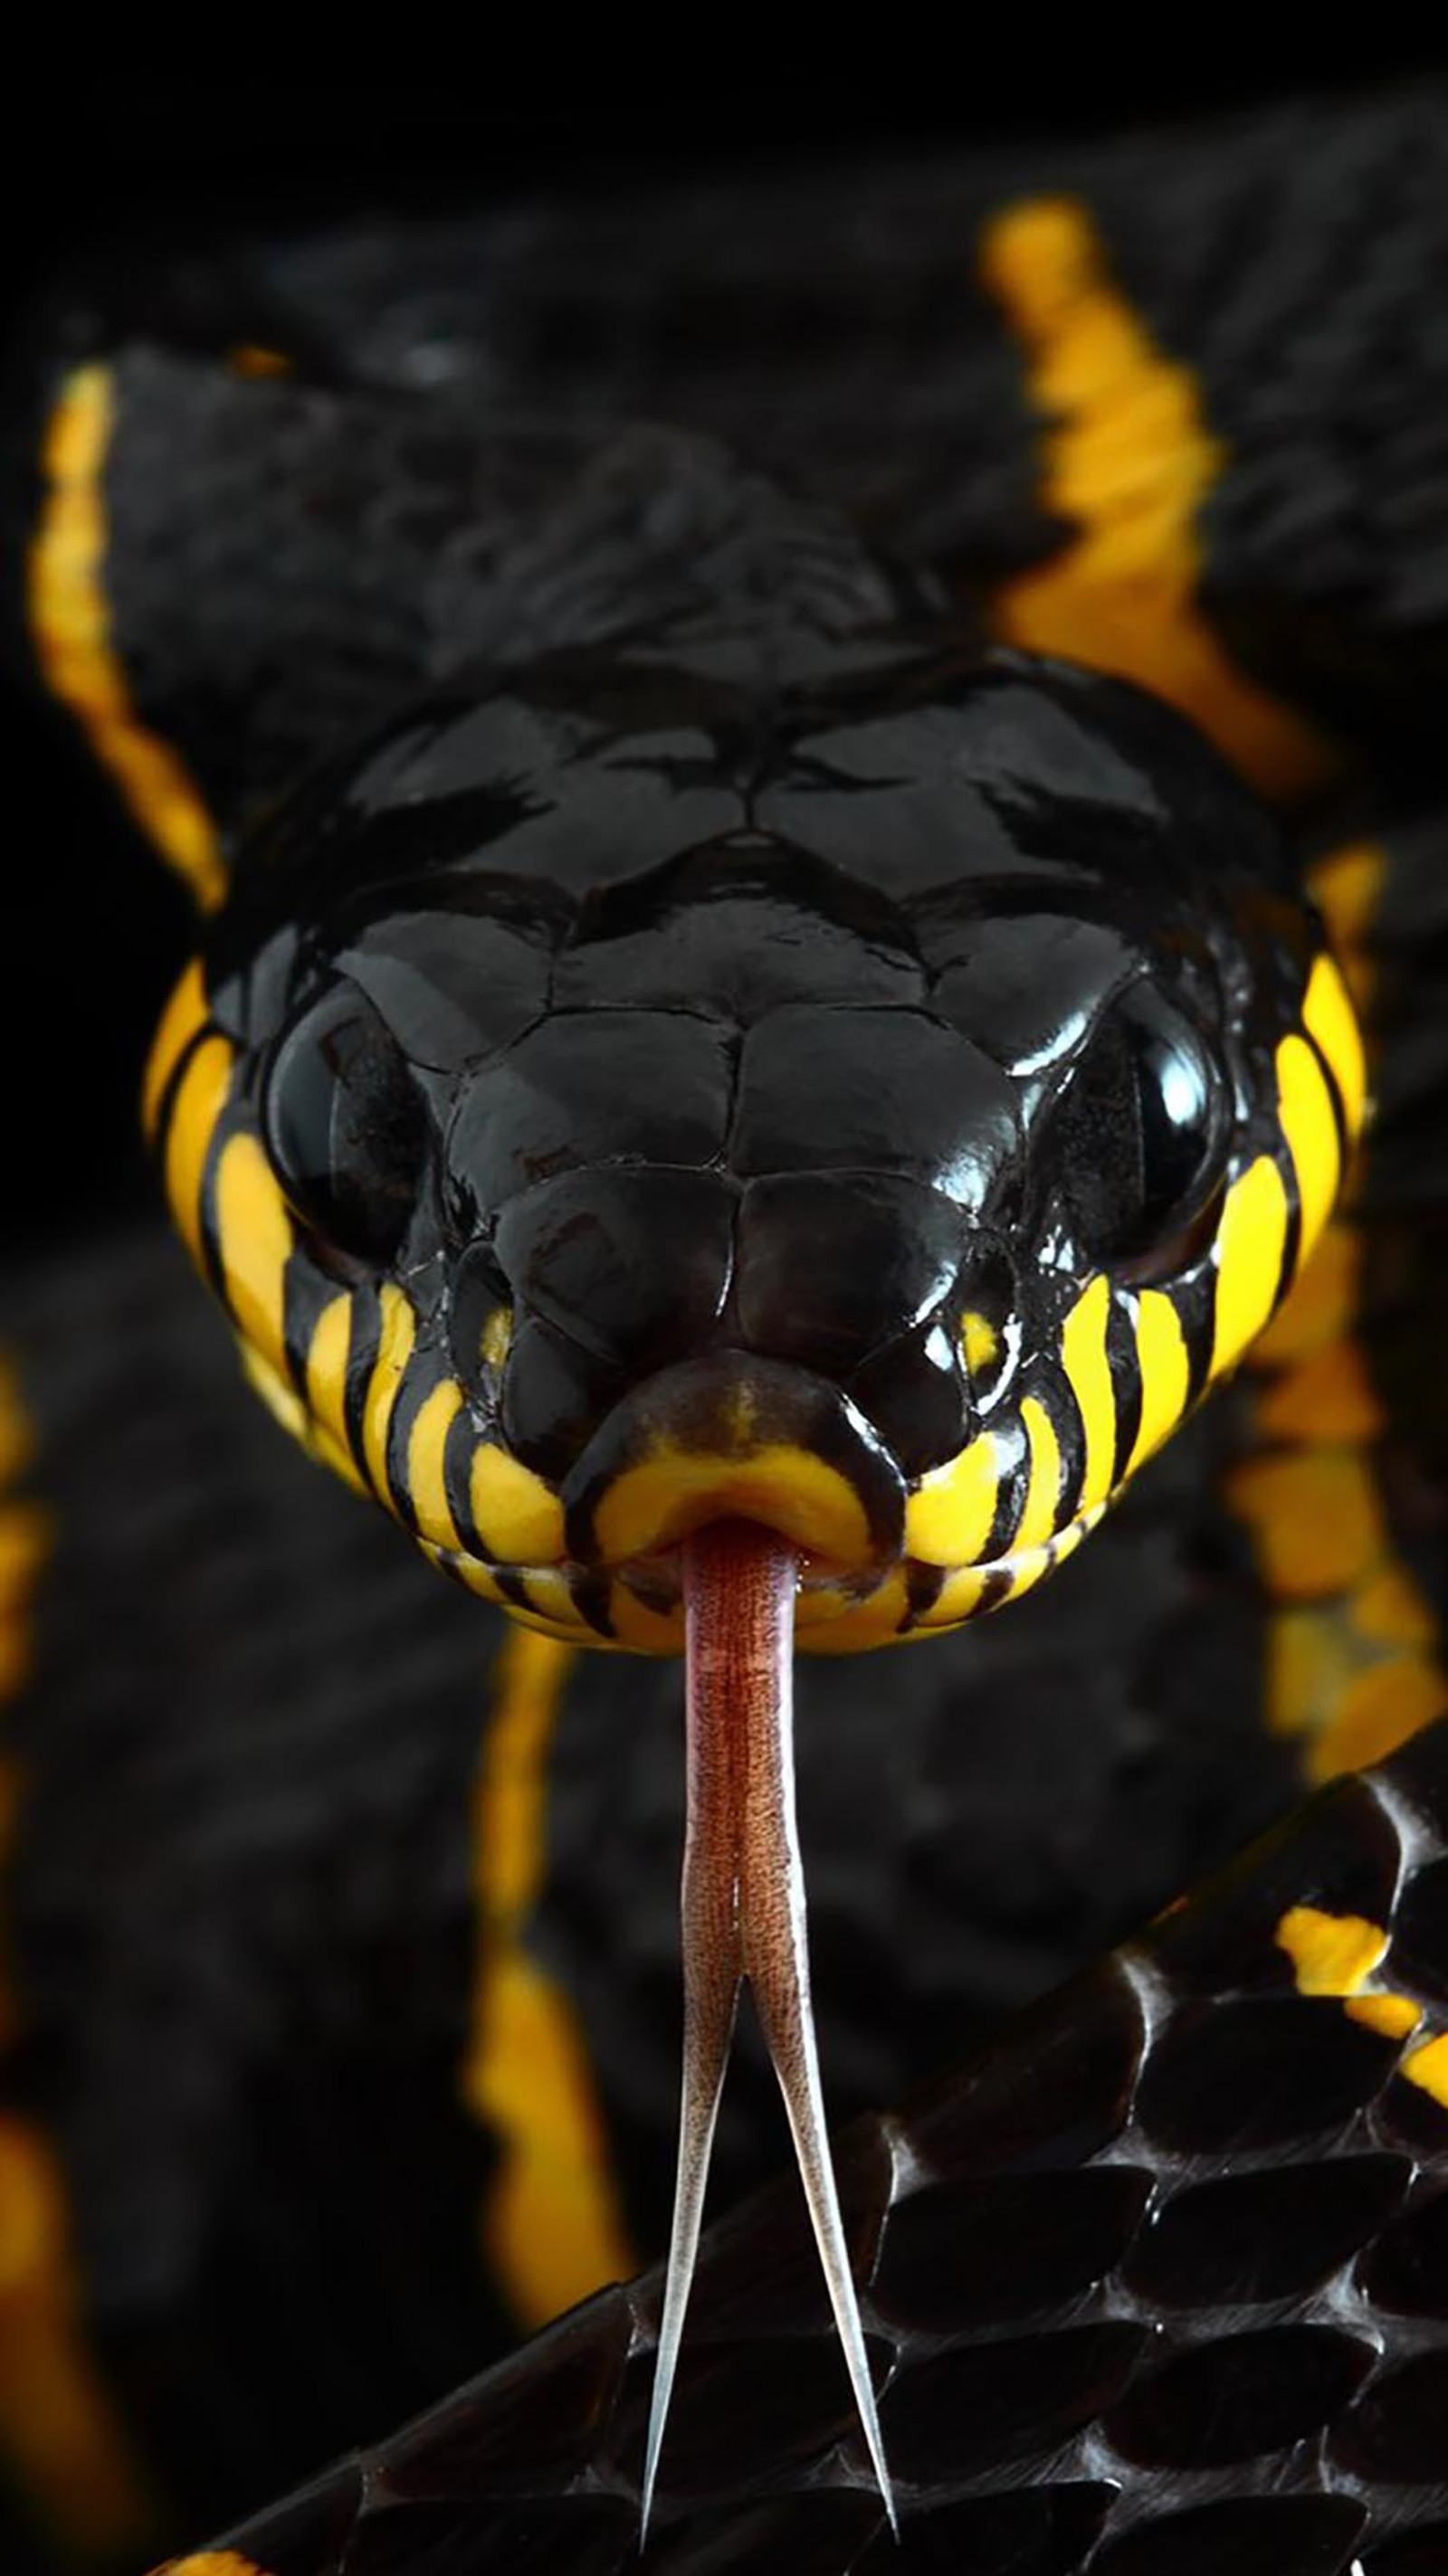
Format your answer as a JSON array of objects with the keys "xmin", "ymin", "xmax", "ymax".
[{"xmin": 145, "ymin": 646, "xmax": 1363, "ymax": 1652}]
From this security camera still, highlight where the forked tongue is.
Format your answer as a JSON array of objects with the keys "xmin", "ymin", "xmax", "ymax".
[{"xmin": 640, "ymin": 1518, "xmax": 896, "ymax": 2541}]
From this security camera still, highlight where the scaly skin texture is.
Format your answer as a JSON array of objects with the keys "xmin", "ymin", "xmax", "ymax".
[{"xmin": 0, "ymin": 80, "xmax": 1445, "ymax": 2576}]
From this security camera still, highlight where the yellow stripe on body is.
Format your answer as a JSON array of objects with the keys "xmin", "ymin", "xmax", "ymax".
[
  {"xmin": 0, "ymin": 1361, "xmax": 156, "ymax": 2559},
  {"xmin": 27, "ymin": 366, "xmax": 224, "ymax": 908},
  {"xmin": 463, "ymin": 1627, "xmax": 634, "ymax": 2324},
  {"xmin": 979, "ymin": 200, "xmax": 1333, "ymax": 805}
]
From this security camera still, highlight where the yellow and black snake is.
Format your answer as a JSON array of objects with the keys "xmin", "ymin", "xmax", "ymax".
[{"xmin": 1, "ymin": 81, "xmax": 1447, "ymax": 2576}]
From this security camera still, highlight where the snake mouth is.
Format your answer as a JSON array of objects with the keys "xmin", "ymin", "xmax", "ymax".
[{"xmin": 557, "ymin": 1352, "xmax": 909, "ymax": 1575}]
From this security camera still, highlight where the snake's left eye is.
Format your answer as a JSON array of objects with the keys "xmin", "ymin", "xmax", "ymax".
[
  {"xmin": 1053, "ymin": 984, "xmax": 1227, "ymax": 1277},
  {"xmin": 262, "ymin": 982, "xmax": 427, "ymax": 1264}
]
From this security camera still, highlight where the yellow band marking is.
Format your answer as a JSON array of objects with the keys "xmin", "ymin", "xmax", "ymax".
[
  {"xmin": 360, "ymin": 1286, "xmax": 416, "ymax": 1506},
  {"xmin": 1127, "ymin": 1287, "xmax": 1191, "ymax": 1478},
  {"xmin": 1013, "ymin": 1395, "xmax": 1063, "ymax": 1554},
  {"xmin": 1276, "ymin": 1906, "xmax": 1425, "ymax": 2051},
  {"xmin": 1302, "ymin": 954, "xmax": 1367, "ymax": 1137},
  {"xmin": 464, "ymin": 1628, "xmax": 634, "ymax": 2324},
  {"xmin": 979, "ymin": 200, "xmax": 1331, "ymax": 803},
  {"xmin": 1060, "ymin": 1273, "xmax": 1116, "ymax": 1512},
  {"xmin": 214, "ymin": 1134, "xmax": 293, "ymax": 1380},
  {"xmin": 406, "ymin": 1380, "xmax": 466, "ymax": 1553},
  {"xmin": 302, "ymin": 1295, "xmax": 367, "ymax": 1497},
  {"xmin": 1212, "ymin": 1155, "xmax": 1290, "ymax": 1377},
  {"xmin": 28, "ymin": 366, "xmax": 224, "ymax": 907},
  {"xmin": 161, "ymin": 1032, "xmax": 234, "ymax": 1266},
  {"xmin": 470, "ymin": 1446, "xmax": 567, "ymax": 1567},
  {"xmin": 1275, "ymin": 1904, "xmax": 1387, "ymax": 1996},
  {"xmin": 141, "ymin": 959, "xmax": 208, "ymax": 1141},
  {"xmin": 0, "ymin": 1370, "xmax": 155, "ymax": 2556},
  {"xmin": 905, "ymin": 1426, "xmax": 1013, "ymax": 1568},
  {"xmin": 1401, "ymin": 2033, "xmax": 1448, "ymax": 2109},
  {"xmin": 1276, "ymin": 1031, "xmax": 1344, "ymax": 1268}
]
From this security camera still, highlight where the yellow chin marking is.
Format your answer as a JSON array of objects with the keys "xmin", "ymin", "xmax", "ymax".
[
  {"xmin": 214, "ymin": 1133, "xmax": 293, "ymax": 1380},
  {"xmin": 1212, "ymin": 1155, "xmax": 1291, "ymax": 1377},
  {"xmin": 1060, "ymin": 1273, "xmax": 1116, "ymax": 1513},
  {"xmin": 589, "ymin": 1440, "xmax": 873, "ymax": 1570},
  {"xmin": 471, "ymin": 1446, "xmax": 567, "ymax": 1566},
  {"xmin": 1302, "ymin": 954, "xmax": 1367, "ymax": 1136},
  {"xmin": 360, "ymin": 1286, "xmax": 416, "ymax": 1507},
  {"xmin": 162, "ymin": 1031, "xmax": 234, "ymax": 1263},
  {"xmin": 1013, "ymin": 1396, "xmax": 1063, "ymax": 1554},
  {"xmin": 905, "ymin": 1423, "xmax": 1017, "ymax": 1568},
  {"xmin": 407, "ymin": 1379, "xmax": 465, "ymax": 1553},
  {"xmin": 1128, "ymin": 1288, "xmax": 1191, "ymax": 1477}
]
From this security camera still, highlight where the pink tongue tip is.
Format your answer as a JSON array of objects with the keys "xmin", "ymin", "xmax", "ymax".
[{"xmin": 639, "ymin": 1519, "xmax": 897, "ymax": 2545}]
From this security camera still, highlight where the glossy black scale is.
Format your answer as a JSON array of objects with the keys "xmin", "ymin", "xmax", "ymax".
[{"xmin": 237, "ymin": 651, "xmax": 1292, "ymax": 1489}]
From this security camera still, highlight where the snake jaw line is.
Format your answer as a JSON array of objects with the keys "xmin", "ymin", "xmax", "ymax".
[{"xmin": 641, "ymin": 1519, "xmax": 896, "ymax": 2545}]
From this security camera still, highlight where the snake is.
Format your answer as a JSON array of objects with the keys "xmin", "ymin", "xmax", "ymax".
[{"xmin": 1, "ymin": 78, "xmax": 1446, "ymax": 2576}]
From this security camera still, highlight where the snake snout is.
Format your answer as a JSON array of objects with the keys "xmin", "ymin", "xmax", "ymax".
[{"xmin": 557, "ymin": 1352, "xmax": 907, "ymax": 1574}]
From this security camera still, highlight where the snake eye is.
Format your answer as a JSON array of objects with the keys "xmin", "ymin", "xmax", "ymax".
[
  {"xmin": 1053, "ymin": 984, "xmax": 1227, "ymax": 1277},
  {"xmin": 262, "ymin": 981, "xmax": 427, "ymax": 1265}
]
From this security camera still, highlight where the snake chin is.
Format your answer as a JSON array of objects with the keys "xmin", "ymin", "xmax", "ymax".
[{"xmin": 416, "ymin": 1494, "xmax": 1109, "ymax": 1651}]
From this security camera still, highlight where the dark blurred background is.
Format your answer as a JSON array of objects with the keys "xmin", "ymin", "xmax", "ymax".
[{"xmin": 1, "ymin": 62, "xmax": 1440, "ymax": 1249}]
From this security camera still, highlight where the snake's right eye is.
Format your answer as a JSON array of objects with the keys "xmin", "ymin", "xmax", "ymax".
[{"xmin": 262, "ymin": 982, "xmax": 427, "ymax": 1265}]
